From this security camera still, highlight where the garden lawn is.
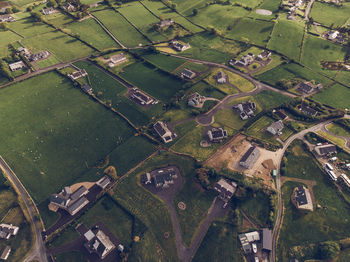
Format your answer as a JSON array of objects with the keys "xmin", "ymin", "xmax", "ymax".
[
  {"xmin": 227, "ymin": 18, "xmax": 274, "ymax": 47},
  {"xmin": 326, "ymin": 123, "xmax": 350, "ymax": 138},
  {"xmin": 310, "ymin": 2, "xmax": 350, "ymax": 27},
  {"xmin": 36, "ymin": 55, "xmax": 60, "ymax": 69},
  {"xmin": 0, "ymin": 72, "xmax": 134, "ymax": 203},
  {"xmin": 92, "ymin": 9, "xmax": 148, "ymax": 47},
  {"xmin": 22, "ymin": 31, "xmax": 94, "ymax": 62},
  {"xmin": 66, "ymin": 18, "xmax": 117, "ymax": 50},
  {"xmin": 120, "ymin": 62, "xmax": 184, "ymax": 103},
  {"xmin": 192, "ymin": 221, "xmax": 243, "ymax": 262},
  {"xmin": 268, "ymin": 17, "xmax": 305, "ymax": 61},
  {"xmin": 245, "ymin": 116, "xmax": 281, "ymax": 146},
  {"xmin": 312, "ymin": 84, "xmax": 350, "ymax": 109}
]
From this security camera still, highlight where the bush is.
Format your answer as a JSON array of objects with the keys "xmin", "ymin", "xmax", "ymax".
[{"xmin": 318, "ymin": 241, "xmax": 340, "ymax": 259}]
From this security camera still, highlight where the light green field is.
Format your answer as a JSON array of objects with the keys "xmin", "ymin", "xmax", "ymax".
[
  {"xmin": 22, "ymin": 31, "xmax": 94, "ymax": 62},
  {"xmin": 317, "ymin": 131, "xmax": 347, "ymax": 149},
  {"xmin": 312, "ymin": 84, "xmax": 350, "ymax": 109},
  {"xmin": 9, "ymin": 18, "xmax": 53, "ymax": 38},
  {"xmin": 36, "ymin": 55, "xmax": 60, "ymax": 69},
  {"xmin": 66, "ymin": 18, "xmax": 118, "ymax": 50},
  {"xmin": 0, "ymin": 30, "xmax": 22, "ymax": 46},
  {"xmin": 232, "ymin": 0, "xmax": 263, "ymax": 8},
  {"xmin": 92, "ymin": 9, "xmax": 148, "ymax": 47},
  {"xmin": 268, "ymin": 17, "xmax": 305, "ymax": 61},
  {"xmin": 310, "ymin": 2, "xmax": 350, "ymax": 27},
  {"xmin": 326, "ymin": 123, "xmax": 350, "ymax": 138},
  {"xmin": 172, "ymin": 0, "xmax": 212, "ymax": 15},
  {"xmin": 45, "ymin": 12, "xmax": 75, "ymax": 28}
]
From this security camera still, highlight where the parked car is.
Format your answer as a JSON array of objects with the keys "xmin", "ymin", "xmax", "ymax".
[{"xmin": 252, "ymin": 243, "xmax": 257, "ymax": 253}]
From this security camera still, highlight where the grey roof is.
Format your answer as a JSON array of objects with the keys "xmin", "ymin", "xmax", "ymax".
[
  {"xmin": 240, "ymin": 146, "xmax": 256, "ymax": 163},
  {"xmin": 298, "ymin": 82, "xmax": 313, "ymax": 93},
  {"xmin": 268, "ymin": 120, "xmax": 284, "ymax": 133},
  {"xmin": 0, "ymin": 246, "xmax": 11, "ymax": 260},
  {"xmin": 67, "ymin": 196, "xmax": 89, "ymax": 214},
  {"xmin": 315, "ymin": 144, "xmax": 337, "ymax": 155},
  {"xmin": 295, "ymin": 186, "xmax": 308, "ymax": 205},
  {"xmin": 300, "ymin": 104, "xmax": 318, "ymax": 116},
  {"xmin": 82, "ymin": 84, "xmax": 92, "ymax": 93},
  {"xmin": 50, "ymin": 194, "xmax": 65, "ymax": 206},
  {"xmin": 181, "ymin": 68, "xmax": 195, "ymax": 78},
  {"xmin": 70, "ymin": 185, "xmax": 88, "ymax": 201},
  {"xmin": 97, "ymin": 176, "xmax": 111, "ymax": 189},
  {"xmin": 154, "ymin": 122, "xmax": 167, "ymax": 136},
  {"xmin": 262, "ymin": 228, "xmax": 272, "ymax": 251}
]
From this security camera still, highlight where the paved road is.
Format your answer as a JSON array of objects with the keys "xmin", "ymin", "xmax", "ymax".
[
  {"xmin": 270, "ymin": 119, "xmax": 333, "ymax": 262},
  {"xmin": 304, "ymin": 0, "xmax": 315, "ymax": 21},
  {"xmin": 0, "ymin": 156, "xmax": 47, "ymax": 262}
]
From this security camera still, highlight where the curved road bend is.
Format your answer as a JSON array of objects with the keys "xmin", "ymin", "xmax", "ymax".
[
  {"xmin": 0, "ymin": 156, "xmax": 47, "ymax": 262},
  {"xmin": 271, "ymin": 119, "xmax": 333, "ymax": 262}
]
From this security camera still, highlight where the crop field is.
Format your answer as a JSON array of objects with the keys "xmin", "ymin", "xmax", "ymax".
[
  {"xmin": 301, "ymin": 34, "xmax": 346, "ymax": 76},
  {"xmin": 66, "ymin": 18, "xmax": 117, "ymax": 50},
  {"xmin": 227, "ymin": 18, "xmax": 274, "ymax": 47},
  {"xmin": 312, "ymin": 84, "xmax": 350, "ymax": 109},
  {"xmin": 9, "ymin": 18, "xmax": 53, "ymax": 38},
  {"xmin": 120, "ymin": 62, "xmax": 184, "ymax": 102},
  {"xmin": 0, "ymin": 72, "xmax": 135, "ymax": 203},
  {"xmin": 118, "ymin": 2, "xmax": 166, "ymax": 42},
  {"xmin": 189, "ymin": 4, "xmax": 249, "ymax": 32},
  {"xmin": 268, "ymin": 18, "xmax": 305, "ymax": 61},
  {"xmin": 256, "ymin": 62, "xmax": 334, "ymax": 86},
  {"xmin": 278, "ymin": 141, "xmax": 350, "ymax": 260},
  {"xmin": 22, "ymin": 31, "xmax": 94, "ymax": 63},
  {"xmin": 310, "ymin": 2, "xmax": 350, "ymax": 27},
  {"xmin": 193, "ymin": 221, "xmax": 243, "ymax": 262},
  {"xmin": 92, "ymin": 9, "xmax": 148, "ymax": 47}
]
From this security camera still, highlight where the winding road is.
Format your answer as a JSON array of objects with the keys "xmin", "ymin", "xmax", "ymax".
[{"xmin": 0, "ymin": 156, "xmax": 47, "ymax": 262}]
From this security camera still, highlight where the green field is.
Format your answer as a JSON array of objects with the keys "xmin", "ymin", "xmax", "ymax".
[
  {"xmin": 22, "ymin": 30, "xmax": 94, "ymax": 62},
  {"xmin": 326, "ymin": 123, "xmax": 350, "ymax": 138},
  {"xmin": 193, "ymin": 221, "xmax": 243, "ymax": 262},
  {"xmin": 0, "ymin": 72, "xmax": 135, "ymax": 202},
  {"xmin": 36, "ymin": 55, "xmax": 60, "ymax": 69},
  {"xmin": 0, "ymin": 30, "xmax": 22, "ymax": 47},
  {"xmin": 190, "ymin": 81, "xmax": 226, "ymax": 100},
  {"xmin": 45, "ymin": 13, "xmax": 75, "ymax": 28},
  {"xmin": 66, "ymin": 18, "xmax": 118, "ymax": 50},
  {"xmin": 142, "ymin": 53, "xmax": 186, "ymax": 72},
  {"xmin": 120, "ymin": 62, "xmax": 184, "ymax": 102},
  {"xmin": 254, "ymin": 90, "xmax": 292, "ymax": 109},
  {"xmin": 227, "ymin": 18, "xmax": 274, "ymax": 47},
  {"xmin": 278, "ymin": 141, "xmax": 350, "ymax": 261},
  {"xmin": 245, "ymin": 115, "xmax": 281, "ymax": 146},
  {"xmin": 172, "ymin": 0, "xmax": 212, "ymax": 15},
  {"xmin": 312, "ymin": 84, "xmax": 350, "ymax": 109},
  {"xmin": 92, "ymin": 9, "xmax": 149, "ymax": 47},
  {"xmin": 268, "ymin": 17, "xmax": 305, "ymax": 61},
  {"xmin": 9, "ymin": 18, "xmax": 53, "ymax": 38},
  {"xmin": 54, "ymin": 251, "xmax": 87, "ymax": 262},
  {"xmin": 310, "ymin": 2, "xmax": 350, "ymax": 27}
]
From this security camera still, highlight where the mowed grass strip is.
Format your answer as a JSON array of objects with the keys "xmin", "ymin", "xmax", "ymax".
[
  {"xmin": 268, "ymin": 17, "xmax": 305, "ymax": 61},
  {"xmin": 92, "ymin": 9, "xmax": 148, "ymax": 47},
  {"xmin": 66, "ymin": 18, "xmax": 118, "ymax": 50},
  {"xmin": 310, "ymin": 2, "xmax": 350, "ymax": 27},
  {"xmin": 22, "ymin": 30, "xmax": 94, "ymax": 62},
  {"xmin": 0, "ymin": 72, "xmax": 134, "ymax": 203},
  {"xmin": 312, "ymin": 84, "xmax": 350, "ymax": 109},
  {"xmin": 120, "ymin": 62, "xmax": 184, "ymax": 102}
]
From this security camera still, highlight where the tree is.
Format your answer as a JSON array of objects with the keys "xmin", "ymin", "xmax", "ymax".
[
  {"xmin": 5, "ymin": 7, "xmax": 13, "ymax": 14},
  {"xmin": 31, "ymin": 11, "xmax": 43, "ymax": 22},
  {"xmin": 171, "ymin": 3, "xmax": 177, "ymax": 10},
  {"xmin": 0, "ymin": 60, "xmax": 14, "ymax": 81},
  {"xmin": 318, "ymin": 241, "xmax": 340, "ymax": 259},
  {"xmin": 0, "ymin": 22, "xmax": 9, "ymax": 31},
  {"xmin": 192, "ymin": 8, "xmax": 198, "ymax": 16}
]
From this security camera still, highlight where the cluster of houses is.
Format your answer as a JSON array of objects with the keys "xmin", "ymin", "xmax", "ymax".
[
  {"xmin": 324, "ymin": 30, "xmax": 345, "ymax": 44},
  {"xmin": 153, "ymin": 121, "xmax": 176, "ymax": 143},
  {"xmin": 0, "ymin": 14, "xmax": 15, "ymax": 22},
  {"xmin": 239, "ymin": 229, "xmax": 272, "ymax": 257},
  {"xmin": 297, "ymin": 81, "xmax": 323, "ymax": 95},
  {"xmin": 214, "ymin": 178, "xmax": 237, "ymax": 207},
  {"xmin": 17, "ymin": 47, "xmax": 51, "ymax": 62},
  {"xmin": 129, "ymin": 87, "xmax": 157, "ymax": 106},
  {"xmin": 291, "ymin": 185, "xmax": 313, "ymax": 211},
  {"xmin": 107, "ymin": 53, "xmax": 127, "ymax": 68},
  {"xmin": 0, "ymin": 224, "xmax": 20, "ymax": 260},
  {"xmin": 170, "ymin": 40, "xmax": 191, "ymax": 52},
  {"xmin": 285, "ymin": 0, "xmax": 303, "ymax": 20},
  {"xmin": 233, "ymin": 101, "xmax": 257, "ymax": 120},
  {"xmin": 230, "ymin": 50, "xmax": 271, "ymax": 67},
  {"xmin": 141, "ymin": 166, "xmax": 179, "ymax": 189}
]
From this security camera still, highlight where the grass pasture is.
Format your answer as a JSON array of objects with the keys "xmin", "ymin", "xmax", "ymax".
[
  {"xmin": 312, "ymin": 84, "xmax": 350, "ymax": 109},
  {"xmin": 120, "ymin": 62, "xmax": 184, "ymax": 102},
  {"xmin": 0, "ymin": 30, "xmax": 22, "ymax": 48},
  {"xmin": 66, "ymin": 18, "xmax": 117, "ymax": 50},
  {"xmin": 310, "ymin": 2, "xmax": 350, "ymax": 27},
  {"xmin": 9, "ymin": 18, "xmax": 53, "ymax": 38},
  {"xmin": 92, "ymin": 9, "xmax": 148, "ymax": 47},
  {"xmin": 142, "ymin": 53, "xmax": 186, "ymax": 72},
  {"xmin": 0, "ymin": 71, "xmax": 134, "ymax": 203},
  {"xmin": 36, "ymin": 55, "xmax": 60, "ymax": 69}
]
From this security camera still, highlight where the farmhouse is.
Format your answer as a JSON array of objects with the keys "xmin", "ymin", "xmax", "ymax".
[
  {"xmin": 0, "ymin": 14, "xmax": 15, "ymax": 22},
  {"xmin": 108, "ymin": 53, "xmax": 127, "ymax": 67},
  {"xmin": 171, "ymin": 41, "xmax": 191, "ymax": 52},
  {"xmin": 187, "ymin": 92, "xmax": 205, "ymax": 107},
  {"xmin": 84, "ymin": 228, "xmax": 115, "ymax": 259},
  {"xmin": 315, "ymin": 144, "xmax": 337, "ymax": 157},
  {"xmin": 214, "ymin": 178, "xmax": 237, "ymax": 204},
  {"xmin": 230, "ymin": 53, "xmax": 255, "ymax": 67},
  {"xmin": 339, "ymin": 173, "xmax": 350, "ymax": 188},
  {"xmin": 0, "ymin": 224, "xmax": 19, "ymax": 240},
  {"xmin": 130, "ymin": 88, "xmax": 154, "ymax": 105},
  {"xmin": 181, "ymin": 68, "xmax": 196, "ymax": 79},
  {"xmin": 96, "ymin": 176, "xmax": 111, "ymax": 189},
  {"xmin": 215, "ymin": 71, "xmax": 227, "ymax": 84},
  {"xmin": 82, "ymin": 84, "xmax": 93, "ymax": 95},
  {"xmin": 0, "ymin": 2, "xmax": 11, "ymax": 13},
  {"xmin": 63, "ymin": 2, "xmax": 76, "ymax": 12},
  {"xmin": 0, "ymin": 246, "xmax": 11, "ymax": 261},
  {"xmin": 299, "ymin": 104, "xmax": 318, "ymax": 116},
  {"xmin": 297, "ymin": 82, "xmax": 314, "ymax": 94},
  {"xmin": 262, "ymin": 228, "xmax": 272, "ymax": 251},
  {"xmin": 42, "ymin": 7, "xmax": 56, "ymax": 15},
  {"xmin": 233, "ymin": 101, "xmax": 256, "ymax": 120},
  {"xmin": 153, "ymin": 121, "xmax": 175, "ymax": 143},
  {"xmin": 8, "ymin": 61, "xmax": 26, "ymax": 72},
  {"xmin": 257, "ymin": 50, "xmax": 271, "ymax": 60},
  {"xmin": 49, "ymin": 185, "xmax": 89, "ymax": 216},
  {"xmin": 141, "ymin": 166, "xmax": 179, "ymax": 189},
  {"xmin": 266, "ymin": 120, "xmax": 284, "ymax": 136},
  {"xmin": 69, "ymin": 69, "xmax": 88, "ymax": 80},
  {"xmin": 239, "ymin": 146, "xmax": 260, "ymax": 169},
  {"xmin": 158, "ymin": 18, "xmax": 174, "ymax": 28},
  {"xmin": 207, "ymin": 127, "xmax": 227, "ymax": 143},
  {"xmin": 292, "ymin": 186, "xmax": 313, "ymax": 211}
]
